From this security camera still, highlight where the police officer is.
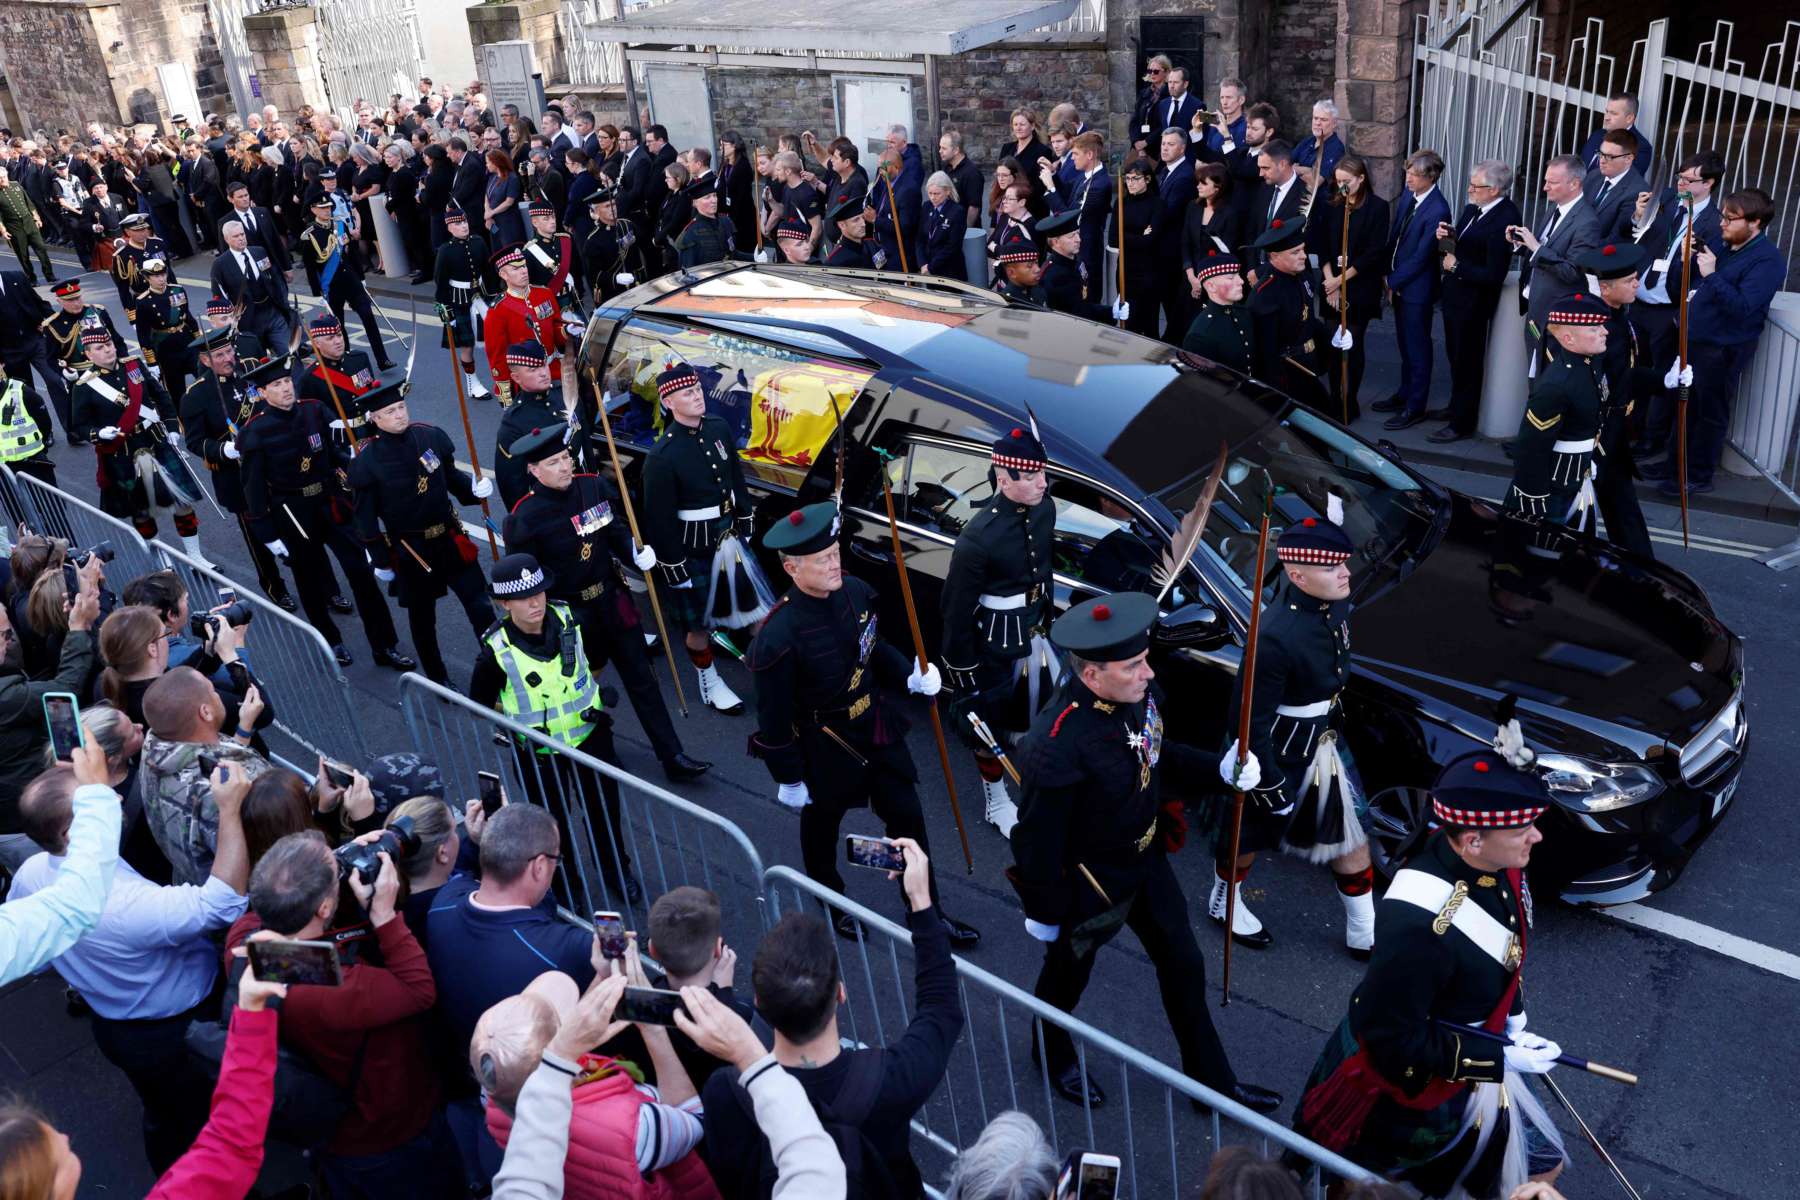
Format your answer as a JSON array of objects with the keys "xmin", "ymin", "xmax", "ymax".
[
  {"xmin": 433, "ymin": 200, "xmax": 496, "ymax": 401},
  {"xmin": 110, "ymin": 213, "xmax": 165, "ymax": 323},
  {"xmin": 582, "ymin": 187, "xmax": 649, "ymax": 306},
  {"xmin": 992, "ymin": 228, "xmax": 1047, "ymax": 305},
  {"xmin": 1214, "ymin": 512, "xmax": 1373, "ymax": 956},
  {"xmin": 502, "ymin": 425, "xmax": 710, "ymax": 782},
  {"xmin": 1505, "ymin": 294, "xmax": 1609, "ymax": 529},
  {"xmin": 235, "ymin": 355, "xmax": 414, "ymax": 671},
  {"xmin": 493, "ymin": 342, "xmax": 568, "ymax": 511},
  {"xmin": 0, "ymin": 372, "xmax": 55, "ymax": 488},
  {"xmin": 1575, "ymin": 243, "xmax": 1654, "ymax": 557},
  {"xmin": 298, "ymin": 190, "xmax": 395, "ymax": 371},
  {"xmin": 820, "ymin": 193, "xmax": 880, "ymax": 268},
  {"xmin": 641, "ymin": 361, "xmax": 763, "ymax": 714},
  {"xmin": 1039, "ymin": 208, "xmax": 1124, "ymax": 322},
  {"xmin": 524, "ymin": 199, "xmax": 583, "ymax": 318},
  {"xmin": 940, "ymin": 426, "xmax": 1057, "ymax": 837},
  {"xmin": 1180, "ymin": 249, "xmax": 1254, "ymax": 373},
  {"xmin": 748, "ymin": 501, "xmax": 980, "ymax": 947},
  {"xmin": 483, "ymin": 245, "xmax": 562, "ymax": 406},
  {"xmin": 70, "ymin": 327, "xmax": 204, "ymax": 559},
  {"xmin": 133, "ymin": 258, "xmax": 199, "ymax": 401},
  {"xmin": 348, "ymin": 377, "xmax": 496, "ymax": 687},
  {"xmin": 674, "ymin": 180, "xmax": 737, "ymax": 269},
  {"xmin": 42, "ymin": 279, "xmax": 125, "ymax": 387},
  {"xmin": 1010, "ymin": 592, "xmax": 1277, "ymax": 1111},
  {"xmin": 178, "ymin": 329, "xmax": 293, "ymax": 609},
  {"xmin": 470, "ymin": 552, "xmax": 640, "ymax": 905},
  {"xmin": 1248, "ymin": 218, "xmax": 1330, "ymax": 410},
  {"xmin": 1294, "ymin": 739, "xmax": 1568, "ymax": 1196}
]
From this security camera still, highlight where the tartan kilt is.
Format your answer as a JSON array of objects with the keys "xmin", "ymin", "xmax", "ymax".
[
  {"xmin": 1296, "ymin": 1015, "xmax": 1471, "ymax": 1181},
  {"xmin": 662, "ymin": 549, "xmax": 711, "ymax": 629}
]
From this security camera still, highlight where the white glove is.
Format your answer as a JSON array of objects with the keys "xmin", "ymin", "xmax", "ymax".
[
  {"xmin": 97, "ymin": 425, "xmax": 121, "ymax": 441},
  {"xmin": 614, "ymin": 272, "xmax": 636, "ymax": 286},
  {"xmin": 1506, "ymin": 1011, "xmax": 1529, "ymax": 1039},
  {"xmin": 753, "ymin": 247, "xmax": 775, "ymax": 264},
  {"xmin": 265, "ymin": 540, "xmax": 289, "ymax": 559},
  {"xmin": 138, "ymin": 407, "xmax": 162, "ymax": 426},
  {"xmin": 1112, "ymin": 299, "xmax": 1130, "ymax": 321},
  {"xmin": 907, "ymin": 659, "xmax": 942, "ymax": 697},
  {"xmin": 374, "ymin": 566, "xmax": 395, "ymax": 583},
  {"xmin": 221, "ymin": 441, "xmax": 240, "ymax": 460},
  {"xmin": 1664, "ymin": 358, "xmax": 1693, "ymax": 389},
  {"xmin": 1331, "ymin": 325, "xmax": 1354, "ymax": 351},
  {"xmin": 776, "ymin": 782, "xmax": 812, "ymax": 810},
  {"xmin": 1503, "ymin": 1030, "xmax": 1561, "ymax": 1075},
  {"xmin": 562, "ymin": 318, "xmax": 587, "ymax": 339},
  {"xmin": 471, "ymin": 475, "xmax": 494, "ymax": 499},
  {"xmin": 1025, "ymin": 919, "xmax": 1060, "ymax": 943},
  {"xmin": 1219, "ymin": 743, "xmax": 1262, "ymax": 792},
  {"xmin": 632, "ymin": 542, "xmax": 656, "ymax": 571}
]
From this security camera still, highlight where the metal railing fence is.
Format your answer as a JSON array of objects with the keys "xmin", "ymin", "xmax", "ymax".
[
  {"xmin": 762, "ymin": 865, "xmax": 1377, "ymax": 1200},
  {"xmin": 397, "ymin": 673, "xmax": 770, "ymax": 948}
]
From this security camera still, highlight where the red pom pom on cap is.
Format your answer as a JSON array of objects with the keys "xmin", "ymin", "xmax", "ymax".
[
  {"xmin": 1011, "ymin": 428, "xmax": 1024, "ymax": 438},
  {"xmin": 1474, "ymin": 760, "xmax": 1490, "ymax": 773},
  {"xmin": 1302, "ymin": 517, "xmax": 1317, "ymax": 527},
  {"xmin": 787, "ymin": 511, "xmax": 804, "ymax": 525},
  {"xmin": 1602, "ymin": 244, "xmax": 1617, "ymax": 256},
  {"xmin": 1093, "ymin": 604, "xmax": 1112, "ymax": 621},
  {"xmin": 1271, "ymin": 218, "xmax": 1283, "ymax": 229}
]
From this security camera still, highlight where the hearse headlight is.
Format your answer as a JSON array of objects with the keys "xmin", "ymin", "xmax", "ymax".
[{"xmin": 1536, "ymin": 753, "xmax": 1665, "ymax": 813}]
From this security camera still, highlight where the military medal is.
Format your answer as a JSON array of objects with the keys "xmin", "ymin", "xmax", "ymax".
[
  {"xmin": 571, "ymin": 502, "xmax": 613, "ymax": 535},
  {"xmin": 419, "ymin": 448, "xmax": 441, "ymax": 473},
  {"xmin": 857, "ymin": 612, "xmax": 878, "ymax": 664}
]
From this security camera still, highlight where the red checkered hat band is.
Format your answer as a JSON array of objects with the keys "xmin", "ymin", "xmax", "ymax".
[
  {"xmin": 998, "ymin": 247, "xmax": 1040, "ymax": 262},
  {"xmin": 1198, "ymin": 260, "xmax": 1240, "ymax": 281},
  {"xmin": 992, "ymin": 452, "xmax": 1045, "ymax": 471},
  {"xmin": 1277, "ymin": 546, "xmax": 1351, "ymax": 566},
  {"xmin": 1547, "ymin": 310, "xmax": 1606, "ymax": 326},
  {"xmin": 507, "ymin": 350, "xmax": 546, "ymax": 367},
  {"xmin": 658, "ymin": 370, "xmax": 699, "ymax": 397},
  {"xmin": 1431, "ymin": 798, "xmax": 1547, "ymax": 828},
  {"xmin": 494, "ymin": 249, "xmax": 524, "ymax": 267},
  {"xmin": 775, "ymin": 226, "xmax": 809, "ymax": 241}
]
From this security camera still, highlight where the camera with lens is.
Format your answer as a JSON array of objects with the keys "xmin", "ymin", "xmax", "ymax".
[
  {"xmin": 71, "ymin": 542, "xmax": 115, "ymax": 568},
  {"xmin": 334, "ymin": 816, "xmax": 421, "ymax": 886},
  {"xmin": 190, "ymin": 601, "xmax": 255, "ymax": 639}
]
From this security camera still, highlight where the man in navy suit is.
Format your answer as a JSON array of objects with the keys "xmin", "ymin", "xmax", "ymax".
[
  {"xmin": 1429, "ymin": 159, "xmax": 1521, "ymax": 443},
  {"xmin": 1642, "ymin": 188, "xmax": 1784, "ymax": 496},
  {"xmin": 1047, "ymin": 131, "xmax": 1113, "ymax": 302},
  {"xmin": 1155, "ymin": 129, "xmax": 1196, "ymax": 340},
  {"xmin": 1582, "ymin": 128, "xmax": 1647, "ymax": 243},
  {"xmin": 1579, "ymin": 92, "xmax": 1653, "ymax": 180},
  {"xmin": 1629, "ymin": 149, "xmax": 1727, "ymax": 458},
  {"xmin": 1152, "ymin": 67, "xmax": 1204, "ymax": 153},
  {"xmin": 1291, "ymin": 100, "xmax": 1346, "ymax": 195},
  {"xmin": 1376, "ymin": 150, "xmax": 1451, "ymax": 429},
  {"xmin": 1204, "ymin": 78, "xmax": 1249, "ymax": 158}
]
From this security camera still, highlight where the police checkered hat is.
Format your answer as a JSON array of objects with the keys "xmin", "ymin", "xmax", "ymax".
[
  {"xmin": 1275, "ymin": 515, "xmax": 1353, "ymax": 567},
  {"xmin": 490, "ymin": 553, "xmax": 551, "ymax": 598},
  {"xmin": 657, "ymin": 361, "xmax": 700, "ymax": 399},
  {"xmin": 506, "ymin": 341, "xmax": 547, "ymax": 370},
  {"xmin": 307, "ymin": 312, "xmax": 343, "ymax": 337}
]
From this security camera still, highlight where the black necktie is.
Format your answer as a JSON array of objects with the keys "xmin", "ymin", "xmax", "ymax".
[
  {"xmin": 1541, "ymin": 205, "xmax": 1562, "ymax": 244},
  {"xmin": 1594, "ymin": 178, "xmax": 1613, "ymax": 209}
]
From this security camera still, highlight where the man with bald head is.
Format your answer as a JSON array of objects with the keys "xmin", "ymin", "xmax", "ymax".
[{"xmin": 139, "ymin": 666, "xmax": 274, "ymax": 885}]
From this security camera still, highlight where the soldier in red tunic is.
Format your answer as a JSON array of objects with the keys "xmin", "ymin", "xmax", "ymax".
[{"xmin": 482, "ymin": 245, "xmax": 562, "ymax": 406}]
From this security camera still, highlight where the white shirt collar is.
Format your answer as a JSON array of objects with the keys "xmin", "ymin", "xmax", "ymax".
[
  {"xmin": 1476, "ymin": 196, "xmax": 1502, "ymax": 216},
  {"xmin": 1555, "ymin": 196, "xmax": 1578, "ymax": 218}
]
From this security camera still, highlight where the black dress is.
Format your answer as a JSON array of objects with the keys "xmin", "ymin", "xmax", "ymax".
[
  {"xmin": 1109, "ymin": 188, "xmax": 1164, "ymax": 338},
  {"xmin": 1305, "ymin": 192, "xmax": 1391, "ymax": 419},
  {"xmin": 1182, "ymin": 202, "xmax": 1243, "ymax": 285}
]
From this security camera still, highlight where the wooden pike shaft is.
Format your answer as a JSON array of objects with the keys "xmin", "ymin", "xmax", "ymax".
[
  {"xmin": 1221, "ymin": 498, "xmax": 1274, "ymax": 1005},
  {"xmin": 442, "ymin": 321, "xmax": 498, "ymax": 559}
]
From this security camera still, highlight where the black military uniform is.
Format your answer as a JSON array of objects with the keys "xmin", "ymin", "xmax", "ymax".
[
  {"xmin": 235, "ymin": 355, "xmax": 411, "ymax": 669},
  {"xmin": 433, "ymin": 201, "xmax": 497, "ymax": 364},
  {"xmin": 1180, "ymin": 251, "xmax": 1254, "ymax": 372},
  {"xmin": 298, "ymin": 191, "xmax": 393, "ymax": 370},
  {"xmin": 1295, "ymin": 749, "xmax": 1567, "ymax": 1197},
  {"xmin": 748, "ymin": 502, "xmax": 978, "ymax": 946},
  {"xmin": 524, "ymin": 199, "xmax": 583, "ymax": 317},
  {"xmin": 110, "ymin": 217, "xmax": 166, "ymax": 322},
  {"xmin": 502, "ymin": 425, "xmax": 707, "ymax": 781},
  {"xmin": 69, "ymin": 329, "xmax": 199, "ymax": 543},
  {"xmin": 1249, "ymin": 220, "xmax": 1329, "ymax": 409},
  {"xmin": 41, "ymin": 281, "xmax": 125, "ymax": 382},
  {"xmin": 179, "ymin": 328, "xmax": 291, "ymax": 605},
  {"xmin": 1011, "ymin": 592, "xmax": 1277, "ymax": 1111},
  {"xmin": 941, "ymin": 427, "xmax": 1057, "ymax": 836},
  {"xmin": 493, "ymin": 341, "xmax": 568, "ymax": 511},
  {"xmin": 992, "ymin": 227, "xmax": 1047, "ymax": 306},
  {"xmin": 1505, "ymin": 294, "xmax": 1608, "ymax": 528},
  {"xmin": 203, "ymin": 297, "xmax": 268, "ymax": 363},
  {"xmin": 1216, "ymin": 514, "xmax": 1371, "ymax": 955},
  {"xmin": 1575, "ymin": 245, "xmax": 1654, "ymax": 558},
  {"xmin": 582, "ymin": 189, "xmax": 649, "ymax": 305},
  {"xmin": 347, "ymin": 377, "xmax": 493, "ymax": 685},
  {"xmin": 673, "ymin": 181, "xmax": 737, "ymax": 269},
  {"xmin": 820, "ymin": 192, "xmax": 882, "ymax": 269},
  {"xmin": 295, "ymin": 312, "xmax": 380, "ymax": 450},
  {"xmin": 133, "ymin": 263, "xmax": 199, "ymax": 400},
  {"xmin": 1038, "ymin": 208, "xmax": 1110, "ymax": 321}
]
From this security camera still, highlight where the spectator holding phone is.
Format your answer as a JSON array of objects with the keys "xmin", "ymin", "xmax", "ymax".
[
  {"xmin": 389, "ymin": 795, "xmax": 483, "ymax": 942},
  {"xmin": 11, "ymin": 757, "xmax": 249, "ymax": 1175},
  {"xmin": 0, "ymin": 551, "xmax": 99, "ymax": 872},
  {"xmin": 76, "ymin": 703, "xmax": 162, "ymax": 879},
  {"xmin": 702, "ymin": 837, "xmax": 961, "ymax": 1200},
  {"xmin": 225, "ymin": 831, "xmax": 460, "ymax": 1197},
  {"xmin": 645, "ymin": 885, "xmax": 756, "ymax": 1089},
  {"xmin": 139, "ymin": 666, "xmax": 273, "ymax": 884}
]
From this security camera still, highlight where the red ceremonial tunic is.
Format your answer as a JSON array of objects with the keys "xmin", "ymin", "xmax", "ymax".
[{"xmin": 483, "ymin": 286, "xmax": 563, "ymax": 389}]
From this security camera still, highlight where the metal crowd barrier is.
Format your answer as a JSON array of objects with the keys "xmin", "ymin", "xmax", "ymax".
[
  {"xmin": 397, "ymin": 673, "xmax": 770, "ymax": 948},
  {"xmin": 5, "ymin": 468, "xmax": 367, "ymax": 771},
  {"xmin": 762, "ymin": 865, "xmax": 1376, "ymax": 1200}
]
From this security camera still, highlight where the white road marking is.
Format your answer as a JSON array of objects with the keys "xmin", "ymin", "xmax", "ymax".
[{"xmin": 1601, "ymin": 903, "xmax": 1800, "ymax": 982}]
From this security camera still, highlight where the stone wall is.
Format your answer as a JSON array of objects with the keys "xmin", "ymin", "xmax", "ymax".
[
  {"xmin": 245, "ymin": 6, "xmax": 328, "ymax": 117},
  {"xmin": 0, "ymin": 0, "xmax": 114, "ymax": 132},
  {"xmin": 707, "ymin": 67, "xmax": 841, "ymax": 156},
  {"xmin": 1339, "ymin": 0, "xmax": 1420, "ymax": 197},
  {"xmin": 468, "ymin": 0, "xmax": 564, "ymax": 103},
  {"xmin": 1267, "ymin": 0, "xmax": 1339, "ymax": 140},
  {"xmin": 93, "ymin": 0, "xmax": 231, "ymax": 126},
  {"xmin": 933, "ymin": 42, "xmax": 1109, "ymax": 148}
]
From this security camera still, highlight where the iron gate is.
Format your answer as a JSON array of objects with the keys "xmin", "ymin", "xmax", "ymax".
[
  {"xmin": 315, "ymin": 0, "xmax": 424, "ymax": 115},
  {"xmin": 208, "ymin": 0, "xmax": 271, "ymax": 123}
]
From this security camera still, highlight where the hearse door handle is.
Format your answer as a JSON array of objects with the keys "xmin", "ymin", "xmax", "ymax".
[{"xmin": 848, "ymin": 540, "xmax": 894, "ymax": 565}]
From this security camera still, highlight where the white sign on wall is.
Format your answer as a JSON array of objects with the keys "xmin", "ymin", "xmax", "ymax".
[{"xmin": 835, "ymin": 75, "xmax": 914, "ymax": 158}]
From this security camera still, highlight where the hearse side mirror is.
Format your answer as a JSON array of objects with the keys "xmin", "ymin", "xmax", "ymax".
[{"xmin": 1153, "ymin": 602, "xmax": 1229, "ymax": 649}]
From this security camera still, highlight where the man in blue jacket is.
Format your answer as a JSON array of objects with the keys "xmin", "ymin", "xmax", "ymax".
[
  {"xmin": 864, "ymin": 126, "xmax": 922, "ymax": 273},
  {"xmin": 1378, "ymin": 149, "xmax": 1451, "ymax": 430},
  {"xmin": 1651, "ymin": 187, "xmax": 1785, "ymax": 496}
]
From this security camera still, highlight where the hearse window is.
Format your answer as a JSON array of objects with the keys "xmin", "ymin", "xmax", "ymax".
[
  {"xmin": 599, "ymin": 319, "xmax": 874, "ymax": 491},
  {"xmin": 883, "ymin": 443, "xmax": 994, "ymax": 534}
]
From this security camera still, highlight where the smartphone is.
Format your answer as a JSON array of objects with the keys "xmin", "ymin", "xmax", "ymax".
[
  {"xmin": 617, "ymin": 986, "xmax": 687, "ymax": 1027},
  {"xmin": 1055, "ymin": 1151, "xmax": 1121, "ymax": 1200},
  {"xmin": 323, "ymin": 761, "xmax": 354, "ymax": 789},
  {"xmin": 593, "ymin": 911, "xmax": 627, "ymax": 960},
  {"xmin": 478, "ymin": 770, "xmax": 504, "ymax": 817},
  {"xmin": 245, "ymin": 937, "xmax": 343, "ymax": 987},
  {"xmin": 845, "ymin": 834, "xmax": 906, "ymax": 873},
  {"xmin": 43, "ymin": 692, "xmax": 80, "ymax": 762},
  {"xmin": 219, "ymin": 586, "xmax": 237, "ymax": 606}
]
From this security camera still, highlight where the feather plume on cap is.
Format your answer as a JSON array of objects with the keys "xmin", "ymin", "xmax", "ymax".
[{"xmin": 1492, "ymin": 694, "xmax": 1537, "ymax": 770}]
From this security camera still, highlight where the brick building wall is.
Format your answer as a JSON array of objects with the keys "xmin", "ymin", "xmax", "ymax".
[{"xmin": 1267, "ymin": 0, "xmax": 1338, "ymax": 140}]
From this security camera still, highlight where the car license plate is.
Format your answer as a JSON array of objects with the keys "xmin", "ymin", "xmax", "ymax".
[{"xmin": 1711, "ymin": 777, "xmax": 1738, "ymax": 820}]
